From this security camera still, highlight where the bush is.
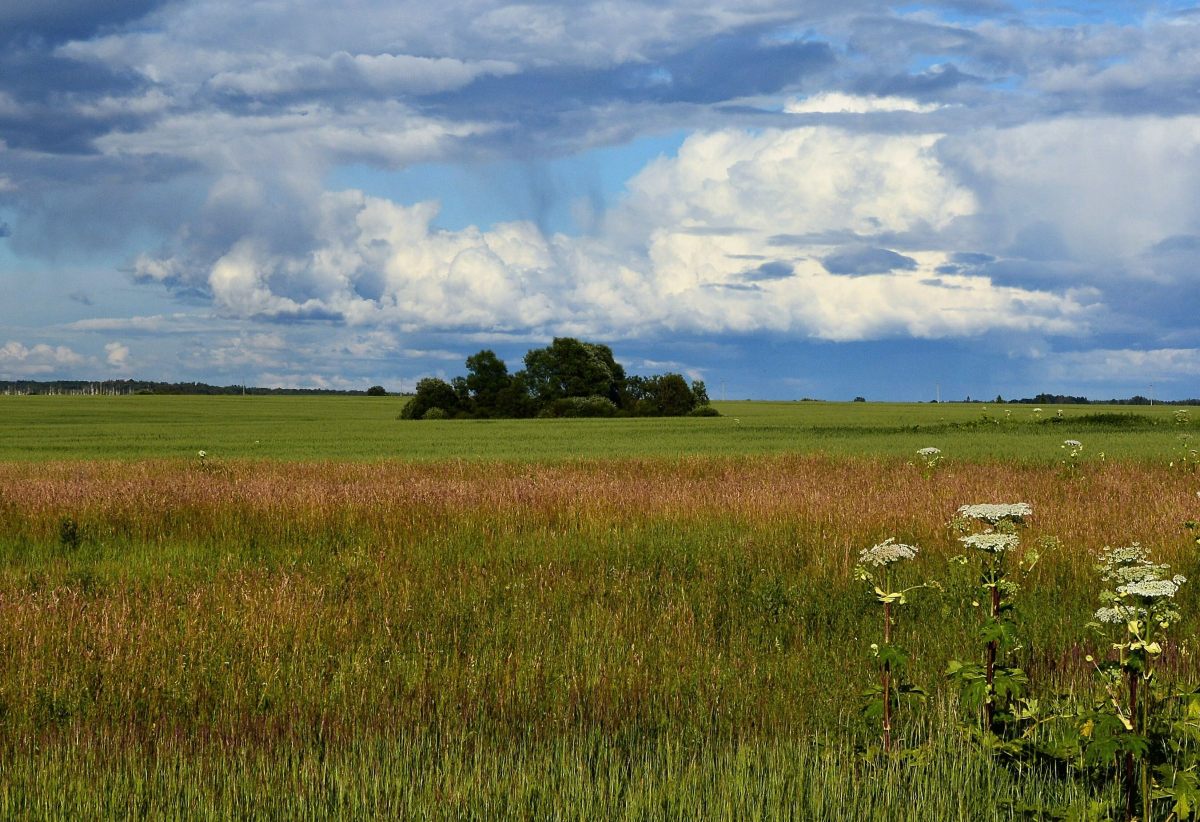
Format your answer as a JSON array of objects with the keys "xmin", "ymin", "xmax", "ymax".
[
  {"xmin": 539, "ymin": 396, "xmax": 618, "ymax": 418},
  {"xmin": 421, "ymin": 407, "xmax": 448, "ymax": 420},
  {"xmin": 366, "ymin": 385, "xmax": 387, "ymax": 396},
  {"xmin": 688, "ymin": 406, "xmax": 721, "ymax": 417}
]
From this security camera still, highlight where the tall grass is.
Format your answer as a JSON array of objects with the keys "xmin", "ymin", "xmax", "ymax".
[{"xmin": 0, "ymin": 455, "xmax": 1196, "ymax": 816}]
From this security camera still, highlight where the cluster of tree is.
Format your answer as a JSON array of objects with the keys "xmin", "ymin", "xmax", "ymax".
[
  {"xmin": 400, "ymin": 338, "xmax": 715, "ymax": 420},
  {"xmin": 0, "ymin": 379, "xmax": 372, "ymax": 396},
  {"xmin": 941, "ymin": 393, "xmax": 1199, "ymax": 406}
]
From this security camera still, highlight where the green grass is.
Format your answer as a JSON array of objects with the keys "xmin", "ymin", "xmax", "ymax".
[
  {"xmin": 2, "ymin": 400, "xmax": 1198, "ymax": 817},
  {"xmin": 0, "ymin": 394, "xmax": 1194, "ymax": 461}
]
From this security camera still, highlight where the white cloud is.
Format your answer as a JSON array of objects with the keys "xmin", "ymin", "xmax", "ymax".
[
  {"xmin": 104, "ymin": 341, "xmax": 130, "ymax": 368},
  {"xmin": 0, "ymin": 341, "xmax": 85, "ymax": 376},
  {"xmin": 941, "ymin": 116, "xmax": 1200, "ymax": 262},
  {"xmin": 206, "ymin": 52, "xmax": 518, "ymax": 97},
  {"xmin": 1048, "ymin": 348, "xmax": 1200, "ymax": 382},
  {"xmin": 132, "ymin": 120, "xmax": 1100, "ymax": 343},
  {"xmin": 784, "ymin": 92, "xmax": 942, "ymax": 114}
]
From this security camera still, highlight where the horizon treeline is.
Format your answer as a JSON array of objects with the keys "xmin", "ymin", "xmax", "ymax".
[{"xmin": 400, "ymin": 337, "xmax": 715, "ymax": 420}]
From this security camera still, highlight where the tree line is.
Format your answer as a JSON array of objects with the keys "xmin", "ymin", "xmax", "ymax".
[{"xmin": 400, "ymin": 338, "xmax": 716, "ymax": 419}]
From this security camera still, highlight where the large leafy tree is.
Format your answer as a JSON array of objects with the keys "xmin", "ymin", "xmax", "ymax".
[
  {"xmin": 521, "ymin": 338, "xmax": 624, "ymax": 404},
  {"xmin": 464, "ymin": 349, "xmax": 511, "ymax": 416}
]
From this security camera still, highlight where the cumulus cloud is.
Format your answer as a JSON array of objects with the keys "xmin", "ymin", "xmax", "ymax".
[
  {"xmin": 0, "ymin": 340, "xmax": 85, "ymax": 375},
  {"xmin": 6, "ymin": 0, "xmax": 1200, "ymax": 394},
  {"xmin": 104, "ymin": 341, "xmax": 130, "ymax": 368},
  {"xmin": 125, "ymin": 120, "xmax": 1099, "ymax": 344}
]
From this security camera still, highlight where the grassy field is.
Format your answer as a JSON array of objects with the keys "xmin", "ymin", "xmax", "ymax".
[
  {"xmin": 0, "ymin": 394, "xmax": 1195, "ymax": 461},
  {"xmin": 1, "ymin": 399, "xmax": 1199, "ymax": 817}
]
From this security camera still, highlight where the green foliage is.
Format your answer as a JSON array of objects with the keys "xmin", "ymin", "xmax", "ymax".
[
  {"xmin": 4, "ymin": 396, "xmax": 1198, "ymax": 460},
  {"xmin": 365, "ymin": 385, "xmax": 387, "ymax": 396},
  {"xmin": 523, "ymin": 338, "xmax": 623, "ymax": 405},
  {"xmin": 538, "ymin": 396, "xmax": 618, "ymax": 418},
  {"xmin": 400, "ymin": 377, "xmax": 462, "ymax": 420}
]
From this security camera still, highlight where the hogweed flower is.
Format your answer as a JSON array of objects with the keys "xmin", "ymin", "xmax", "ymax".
[
  {"xmin": 960, "ymin": 532, "xmax": 1020, "ymax": 553},
  {"xmin": 956, "ymin": 503, "xmax": 1033, "ymax": 525},
  {"xmin": 915, "ymin": 446, "xmax": 942, "ymax": 474},
  {"xmin": 1118, "ymin": 577, "xmax": 1186, "ymax": 599},
  {"xmin": 858, "ymin": 537, "xmax": 920, "ymax": 568}
]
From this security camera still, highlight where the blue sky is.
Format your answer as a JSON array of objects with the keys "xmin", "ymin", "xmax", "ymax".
[{"xmin": 1, "ymin": 1, "xmax": 1199, "ymax": 399}]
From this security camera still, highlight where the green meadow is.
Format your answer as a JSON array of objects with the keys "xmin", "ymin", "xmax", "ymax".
[
  {"xmin": 1, "ymin": 397, "xmax": 1199, "ymax": 818},
  {"xmin": 0, "ymin": 394, "xmax": 1193, "ymax": 462}
]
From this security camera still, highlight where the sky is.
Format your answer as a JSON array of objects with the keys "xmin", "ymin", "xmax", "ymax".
[{"xmin": 2, "ymin": 1, "xmax": 1199, "ymax": 400}]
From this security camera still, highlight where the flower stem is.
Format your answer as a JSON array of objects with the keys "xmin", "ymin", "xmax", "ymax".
[{"xmin": 882, "ymin": 599, "xmax": 892, "ymax": 753}]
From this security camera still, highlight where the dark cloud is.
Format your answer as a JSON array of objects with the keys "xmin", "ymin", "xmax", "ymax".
[
  {"xmin": 0, "ymin": 0, "xmax": 170, "ymax": 46},
  {"xmin": 861, "ymin": 63, "xmax": 983, "ymax": 99},
  {"xmin": 951, "ymin": 251, "xmax": 995, "ymax": 265},
  {"xmin": 0, "ymin": 223, "xmax": 10, "ymax": 238},
  {"xmin": 822, "ymin": 246, "xmax": 919, "ymax": 275},
  {"xmin": 425, "ymin": 30, "xmax": 835, "ymax": 126},
  {"xmin": 1005, "ymin": 221, "xmax": 1071, "ymax": 261},
  {"xmin": 1149, "ymin": 235, "xmax": 1200, "ymax": 254},
  {"xmin": 741, "ymin": 261, "xmax": 794, "ymax": 281},
  {"xmin": 68, "ymin": 290, "xmax": 93, "ymax": 305}
]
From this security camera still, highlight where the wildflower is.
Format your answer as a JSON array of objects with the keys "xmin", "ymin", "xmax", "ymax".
[
  {"xmin": 198, "ymin": 450, "xmax": 207, "ymax": 459},
  {"xmin": 1094, "ymin": 606, "xmax": 1134, "ymax": 624},
  {"xmin": 916, "ymin": 447, "xmax": 941, "ymax": 457},
  {"xmin": 858, "ymin": 537, "xmax": 919, "ymax": 567},
  {"xmin": 960, "ymin": 532, "xmax": 1020, "ymax": 553},
  {"xmin": 956, "ymin": 502, "xmax": 1033, "ymax": 524},
  {"xmin": 1119, "ymin": 577, "xmax": 1186, "ymax": 599},
  {"xmin": 1063, "ymin": 439, "xmax": 1082, "ymax": 448}
]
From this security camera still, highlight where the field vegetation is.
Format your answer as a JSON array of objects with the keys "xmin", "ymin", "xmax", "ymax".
[
  {"xmin": 0, "ymin": 398, "xmax": 1198, "ymax": 817},
  {"xmin": 0, "ymin": 395, "xmax": 1194, "ymax": 461}
]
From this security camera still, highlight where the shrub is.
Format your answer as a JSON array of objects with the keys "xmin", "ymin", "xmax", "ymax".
[
  {"xmin": 688, "ymin": 406, "xmax": 720, "ymax": 417},
  {"xmin": 539, "ymin": 396, "xmax": 618, "ymax": 418},
  {"xmin": 421, "ymin": 407, "xmax": 448, "ymax": 420}
]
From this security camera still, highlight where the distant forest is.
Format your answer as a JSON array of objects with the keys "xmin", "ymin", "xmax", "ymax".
[
  {"xmin": 968, "ymin": 393, "xmax": 1199, "ymax": 406},
  {"xmin": 0, "ymin": 380, "xmax": 364, "ymax": 396},
  {"xmin": 401, "ymin": 338, "xmax": 715, "ymax": 419},
  {"xmin": 2, "ymin": 378, "xmax": 1195, "ymax": 406}
]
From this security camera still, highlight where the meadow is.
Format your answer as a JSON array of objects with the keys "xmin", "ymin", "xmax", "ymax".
[
  {"xmin": 0, "ymin": 394, "xmax": 1194, "ymax": 461},
  {"xmin": 1, "ymin": 397, "xmax": 1198, "ymax": 818}
]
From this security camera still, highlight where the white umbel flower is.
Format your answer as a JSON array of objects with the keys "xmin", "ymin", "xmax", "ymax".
[
  {"xmin": 959, "ymin": 532, "xmax": 1020, "ymax": 553},
  {"xmin": 1119, "ymin": 576, "xmax": 1186, "ymax": 599},
  {"xmin": 1094, "ymin": 606, "xmax": 1137, "ymax": 624},
  {"xmin": 956, "ymin": 503, "xmax": 1033, "ymax": 524},
  {"xmin": 858, "ymin": 537, "xmax": 919, "ymax": 567},
  {"xmin": 916, "ymin": 447, "xmax": 941, "ymax": 457}
]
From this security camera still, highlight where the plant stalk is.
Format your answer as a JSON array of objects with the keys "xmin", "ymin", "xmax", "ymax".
[
  {"xmin": 985, "ymin": 581, "xmax": 1000, "ymax": 730},
  {"xmin": 882, "ymin": 599, "xmax": 892, "ymax": 753}
]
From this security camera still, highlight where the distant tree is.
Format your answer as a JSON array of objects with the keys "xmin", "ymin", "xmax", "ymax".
[
  {"xmin": 494, "ymin": 371, "xmax": 538, "ymax": 418},
  {"xmin": 634, "ymin": 373, "xmax": 699, "ymax": 416},
  {"xmin": 400, "ymin": 377, "xmax": 461, "ymax": 420},
  {"xmin": 853, "ymin": 396, "xmax": 866, "ymax": 403},
  {"xmin": 523, "ymin": 338, "xmax": 622, "ymax": 404},
  {"xmin": 366, "ymin": 385, "xmax": 387, "ymax": 396},
  {"xmin": 464, "ymin": 350, "xmax": 511, "ymax": 416},
  {"xmin": 398, "ymin": 339, "xmax": 715, "ymax": 420}
]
